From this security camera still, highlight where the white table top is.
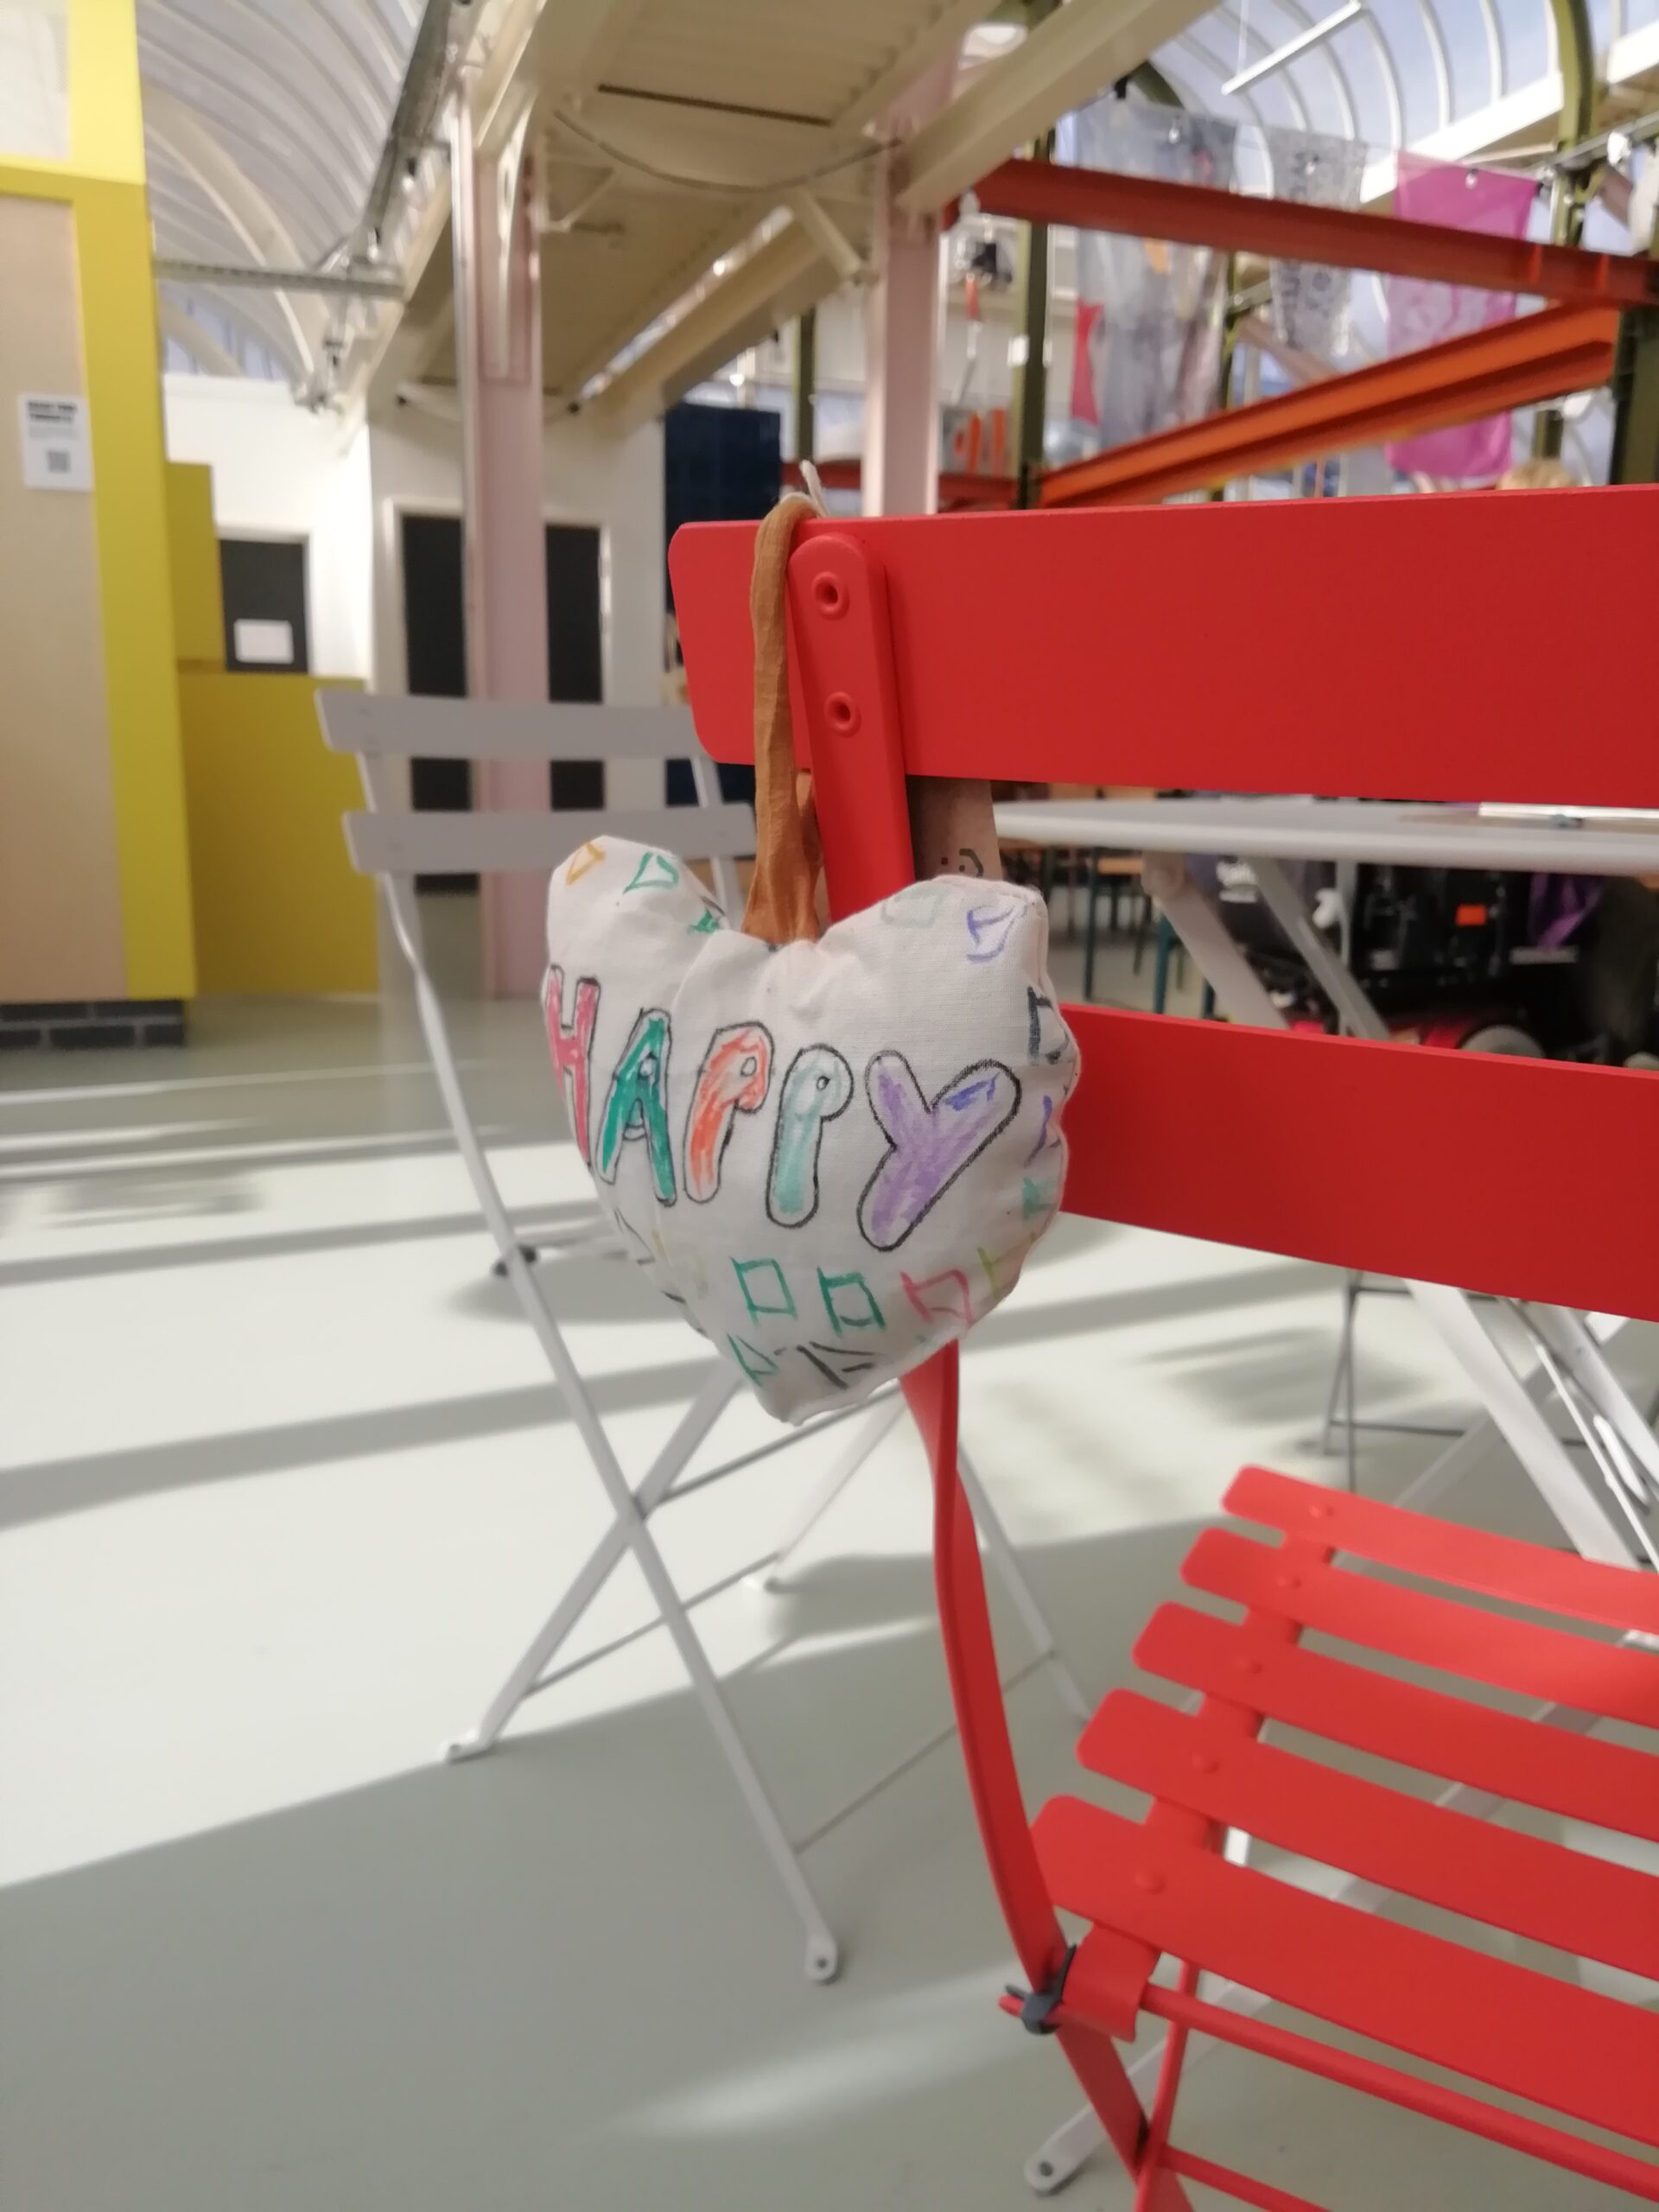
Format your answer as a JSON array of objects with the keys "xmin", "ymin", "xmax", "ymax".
[{"xmin": 994, "ymin": 797, "xmax": 1659, "ymax": 878}]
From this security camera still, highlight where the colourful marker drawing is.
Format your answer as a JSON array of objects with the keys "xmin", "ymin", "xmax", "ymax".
[
  {"xmin": 612, "ymin": 1208, "xmax": 653, "ymax": 1268},
  {"xmin": 624, "ymin": 849, "xmax": 680, "ymax": 893},
  {"xmin": 683, "ymin": 1021, "xmax": 774, "ymax": 1204},
  {"xmin": 1022, "ymin": 1176, "xmax": 1058, "ymax": 1222},
  {"xmin": 766, "ymin": 1044, "xmax": 853, "ymax": 1227},
  {"xmin": 858, "ymin": 1053, "xmax": 1020, "ymax": 1251},
  {"xmin": 594, "ymin": 1007, "xmax": 677, "ymax": 1203},
  {"xmin": 1024, "ymin": 1094, "xmax": 1059, "ymax": 1163},
  {"xmin": 1026, "ymin": 986, "xmax": 1068, "ymax": 1065},
  {"xmin": 901, "ymin": 1266, "xmax": 975, "ymax": 1330},
  {"xmin": 798, "ymin": 1341, "xmax": 875, "ymax": 1391},
  {"xmin": 565, "ymin": 839, "xmax": 607, "ymax": 883},
  {"xmin": 818, "ymin": 1268, "xmax": 885, "ymax": 1335},
  {"xmin": 728, "ymin": 1334, "xmax": 779, "ymax": 1384},
  {"xmin": 688, "ymin": 906, "xmax": 722, "ymax": 935},
  {"xmin": 544, "ymin": 967, "xmax": 600, "ymax": 1163},
  {"xmin": 978, "ymin": 1234, "xmax": 1035, "ymax": 1298},
  {"xmin": 964, "ymin": 898, "xmax": 1021, "ymax": 963},
  {"xmin": 734, "ymin": 1256, "xmax": 795, "ymax": 1323}
]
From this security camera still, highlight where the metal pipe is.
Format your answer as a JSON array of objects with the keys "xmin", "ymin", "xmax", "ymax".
[{"xmin": 153, "ymin": 257, "xmax": 404, "ymax": 298}]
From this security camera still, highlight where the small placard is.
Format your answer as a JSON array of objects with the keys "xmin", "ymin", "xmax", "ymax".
[
  {"xmin": 18, "ymin": 394, "xmax": 92, "ymax": 492},
  {"xmin": 232, "ymin": 619, "xmax": 296, "ymax": 666}
]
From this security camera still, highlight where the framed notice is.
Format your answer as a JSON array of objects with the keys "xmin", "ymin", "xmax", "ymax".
[{"xmin": 17, "ymin": 393, "xmax": 92, "ymax": 491}]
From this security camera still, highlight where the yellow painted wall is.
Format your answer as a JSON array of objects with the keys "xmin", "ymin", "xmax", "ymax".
[
  {"xmin": 164, "ymin": 462, "xmax": 225, "ymax": 669},
  {"xmin": 0, "ymin": 0, "xmax": 196, "ymax": 1001},
  {"xmin": 179, "ymin": 672, "xmax": 378, "ymax": 995}
]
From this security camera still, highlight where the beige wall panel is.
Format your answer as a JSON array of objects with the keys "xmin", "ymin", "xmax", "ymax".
[{"xmin": 0, "ymin": 193, "xmax": 124, "ymax": 1001}]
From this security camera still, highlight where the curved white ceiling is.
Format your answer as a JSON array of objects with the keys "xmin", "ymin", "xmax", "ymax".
[
  {"xmin": 142, "ymin": 0, "xmax": 1659, "ymax": 391},
  {"xmin": 141, "ymin": 0, "xmax": 421, "ymax": 383}
]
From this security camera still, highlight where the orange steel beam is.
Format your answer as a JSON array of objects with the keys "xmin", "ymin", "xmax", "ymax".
[
  {"xmin": 783, "ymin": 458, "xmax": 1018, "ymax": 509},
  {"xmin": 973, "ymin": 158, "xmax": 1659, "ymax": 310},
  {"xmin": 1038, "ymin": 302, "xmax": 1619, "ymax": 509}
]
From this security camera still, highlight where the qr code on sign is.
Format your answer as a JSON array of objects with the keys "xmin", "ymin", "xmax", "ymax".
[{"xmin": 45, "ymin": 449, "xmax": 69, "ymax": 474}]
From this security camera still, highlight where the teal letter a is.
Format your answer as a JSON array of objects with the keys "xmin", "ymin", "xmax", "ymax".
[{"xmin": 595, "ymin": 1008, "xmax": 677, "ymax": 1204}]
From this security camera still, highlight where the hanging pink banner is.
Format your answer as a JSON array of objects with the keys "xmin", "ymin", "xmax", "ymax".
[{"xmin": 1385, "ymin": 156, "xmax": 1538, "ymax": 480}]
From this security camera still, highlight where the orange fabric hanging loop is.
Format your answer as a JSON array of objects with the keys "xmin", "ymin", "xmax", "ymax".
[{"xmin": 741, "ymin": 493, "xmax": 823, "ymax": 945}]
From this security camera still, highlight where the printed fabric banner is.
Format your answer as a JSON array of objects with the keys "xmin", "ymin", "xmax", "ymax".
[
  {"xmin": 1268, "ymin": 128, "xmax": 1367, "ymax": 356},
  {"xmin": 1058, "ymin": 98, "xmax": 1236, "ymax": 452},
  {"xmin": 1386, "ymin": 155, "xmax": 1538, "ymax": 480}
]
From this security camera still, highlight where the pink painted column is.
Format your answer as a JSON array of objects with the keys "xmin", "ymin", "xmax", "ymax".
[
  {"xmin": 861, "ymin": 56, "xmax": 957, "ymax": 518},
  {"xmin": 449, "ymin": 86, "xmax": 549, "ymax": 997}
]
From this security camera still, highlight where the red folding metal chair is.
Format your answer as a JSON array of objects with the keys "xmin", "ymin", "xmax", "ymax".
[{"xmin": 671, "ymin": 489, "xmax": 1659, "ymax": 2206}]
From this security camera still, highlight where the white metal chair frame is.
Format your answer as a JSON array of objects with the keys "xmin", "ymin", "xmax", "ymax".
[{"xmin": 318, "ymin": 693, "xmax": 1089, "ymax": 1981}]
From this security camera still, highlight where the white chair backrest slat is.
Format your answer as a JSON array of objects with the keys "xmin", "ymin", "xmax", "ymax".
[
  {"xmin": 343, "ymin": 804, "xmax": 755, "ymax": 880},
  {"xmin": 317, "ymin": 693, "xmax": 702, "ymax": 764}
]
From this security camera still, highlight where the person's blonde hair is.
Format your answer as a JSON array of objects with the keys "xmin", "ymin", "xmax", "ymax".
[{"xmin": 1495, "ymin": 457, "xmax": 1578, "ymax": 490}]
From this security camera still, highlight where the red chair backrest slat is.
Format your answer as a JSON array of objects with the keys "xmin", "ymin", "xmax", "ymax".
[{"xmin": 669, "ymin": 495, "xmax": 1659, "ymax": 1318}]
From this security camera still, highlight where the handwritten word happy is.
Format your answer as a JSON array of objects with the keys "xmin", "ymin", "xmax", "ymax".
[{"xmin": 547, "ymin": 966, "xmax": 1022, "ymax": 1252}]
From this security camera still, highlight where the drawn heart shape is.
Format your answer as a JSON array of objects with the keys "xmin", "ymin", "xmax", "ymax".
[{"xmin": 544, "ymin": 839, "xmax": 1079, "ymax": 1422}]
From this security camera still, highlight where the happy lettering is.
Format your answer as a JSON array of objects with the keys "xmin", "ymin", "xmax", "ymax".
[{"xmin": 556, "ymin": 981, "xmax": 1018, "ymax": 1241}]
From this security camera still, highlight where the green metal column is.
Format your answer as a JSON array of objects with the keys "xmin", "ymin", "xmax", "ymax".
[
  {"xmin": 1611, "ymin": 187, "xmax": 1659, "ymax": 482},
  {"xmin": 1535, "ymin": 0, "xmax": 1597, "ymax": 457},
  {"xmin": 792, "ymin": 308, "xmax": 816, "ymax": 464},
  {"xmin": 1009, "ymin": 134, "xmax": 1053, "ymax": 506},
  {"xmin": 1009, "ymin": 0, "xmax": 1058, "ymax": 506}
]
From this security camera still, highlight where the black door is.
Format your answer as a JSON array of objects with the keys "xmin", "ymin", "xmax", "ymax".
[
  {"xmin": 397, "ymin": 513, "xmax": 607, "ymax": 873},
  {"xmin": 544, "ymin": 523, "xmax": 603, "ymax": 810},
  {"xmin": 219, "ymin": 537, "xmax": 310, "ymax": 671},
  {"xmin": 400, "ymin": 512, "xmax": 472, "ymax": 890},
  {"xmin": 663, "ymin": 403, "xmax": 779, "ymax": 806}
]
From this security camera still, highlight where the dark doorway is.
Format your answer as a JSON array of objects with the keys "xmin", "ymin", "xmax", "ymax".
[
  {"xmin": 663, "ymin": 403, "xmax": 779, "ymax": 807},
  {"xmin": 398, "ymin": 514, "xmax": 605, "ymax": 889},
  {"xmin": 219, "ymin": 537, "xmax": 310, "ymax": 672},
  {"xmin": 400, "ymin": 512, "xmax": 472, "ymax": 889},
  {"xmin": 544, "ymin": 523, "xmax": 603, "ymax": 810}
]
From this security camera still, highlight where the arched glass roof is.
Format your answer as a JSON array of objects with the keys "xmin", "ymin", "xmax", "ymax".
[
  {"xmin": 138, "ymin": 0, "xmax": 1659, "ymax": 403},
  {"xmin": 141, "ymin": 0, "xmax": 429, "ymax": 387}
]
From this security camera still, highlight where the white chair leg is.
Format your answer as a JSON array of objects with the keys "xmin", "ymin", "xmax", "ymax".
[
  {"xmin": 760, "ymin": 1395, "xmax": 907, "ymax": 1590},
  {"xmin": 957, "ymin": 1446, "xmax": 1091, "ymax": 1722},
  {"xmin": 446, "ymin": 1366, "xmax": 738, "ymax": 1761}
]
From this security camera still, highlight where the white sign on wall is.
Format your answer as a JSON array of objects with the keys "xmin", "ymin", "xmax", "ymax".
[{"xmin": 17, "ymin": 393, "xmax": 92, "ymax": 491}]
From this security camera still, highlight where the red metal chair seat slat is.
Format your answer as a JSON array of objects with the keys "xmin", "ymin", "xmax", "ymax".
[
  {"xmin": 1135, "ymin": 1602, "xmax": 1659, "ymax": 1845},
  {"xmin": 1080, "ymin": 1688, "xmax": 1659, "ymax": 1980},
  {"xmin": 1226, "ymin": 1464, "xmax": 1659, "ymax": 1634},
  {"xmin": 1035, "ymin": 1789, "xmax": 1659, "ymax": 2145},
  {"xmin": 1036, "ymin": 1465, "xmax": 1659, "ymax": 2201},
  {"xmin": 1185, "ymin": 1529, "xmax": 1659, "ymax": 1727}
]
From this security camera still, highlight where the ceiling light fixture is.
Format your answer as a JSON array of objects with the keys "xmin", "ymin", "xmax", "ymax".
[{"xmin": 1223, "ymin": 0, "xmax": 1363, "ymax": 96}]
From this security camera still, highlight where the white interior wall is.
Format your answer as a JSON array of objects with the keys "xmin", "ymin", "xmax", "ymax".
[
  {"xmin": 162, "ymin": 376, "xmax": 372, "ymax": 678},
  {"xmin": 308, "ymin": 419, "xmax": 375, "ymax": 685},
  {"xmin": 365, "ymin": 403, "xmax": 666, "ymax": 802}
]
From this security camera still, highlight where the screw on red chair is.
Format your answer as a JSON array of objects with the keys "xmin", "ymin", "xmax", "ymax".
[{"xmin": 671, "ymin": 493, "xmax": 1659, "ymax": 2206}]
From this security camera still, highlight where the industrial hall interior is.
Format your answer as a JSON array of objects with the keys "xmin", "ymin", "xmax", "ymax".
[{"xmin": 7, "ymin": 2, "xmax": 1659, "ymax": 2208}]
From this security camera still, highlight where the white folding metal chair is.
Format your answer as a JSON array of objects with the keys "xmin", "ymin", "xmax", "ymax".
[{"xmin": 317, "ymin": 692, "xmax": 1089, "ymax": 1980}]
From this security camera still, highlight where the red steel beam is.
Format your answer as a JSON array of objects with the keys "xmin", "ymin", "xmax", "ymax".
[
  {"xmin": 1038, "ymin": 302, "xmax": 1618, "ymax": 509},
  {"xmin": 972, "ymin": 157, "xmax": 1659, "ymax": 310}
]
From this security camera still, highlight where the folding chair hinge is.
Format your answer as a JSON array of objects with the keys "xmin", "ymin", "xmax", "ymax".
[{"xmin": 1005, "ymin": 1944, "xmax": 1077, "ymax": 2036}]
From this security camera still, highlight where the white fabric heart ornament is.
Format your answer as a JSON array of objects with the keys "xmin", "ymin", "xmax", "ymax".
[{"xmin": 543, "ymin": 836, "xmax": 1078, "ymax": 1422}]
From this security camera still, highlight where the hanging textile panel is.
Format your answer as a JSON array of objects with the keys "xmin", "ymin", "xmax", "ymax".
[
  {"xmin": 1386, "ymin": 156, "xmax": 1539, "ymax": 480},
  {"xmin": 1267, "ymin": 128, "xmax": 1367, "ymax": 358},
  {"xmin": 1060, "ymin": 99, "xmax": 1236, "ymax": 450}
]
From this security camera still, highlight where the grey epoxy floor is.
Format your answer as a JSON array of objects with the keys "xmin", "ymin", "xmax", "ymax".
[{"xmin": 2, "ymin": 913, "xmax": 1653, "ymax": 2210}]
